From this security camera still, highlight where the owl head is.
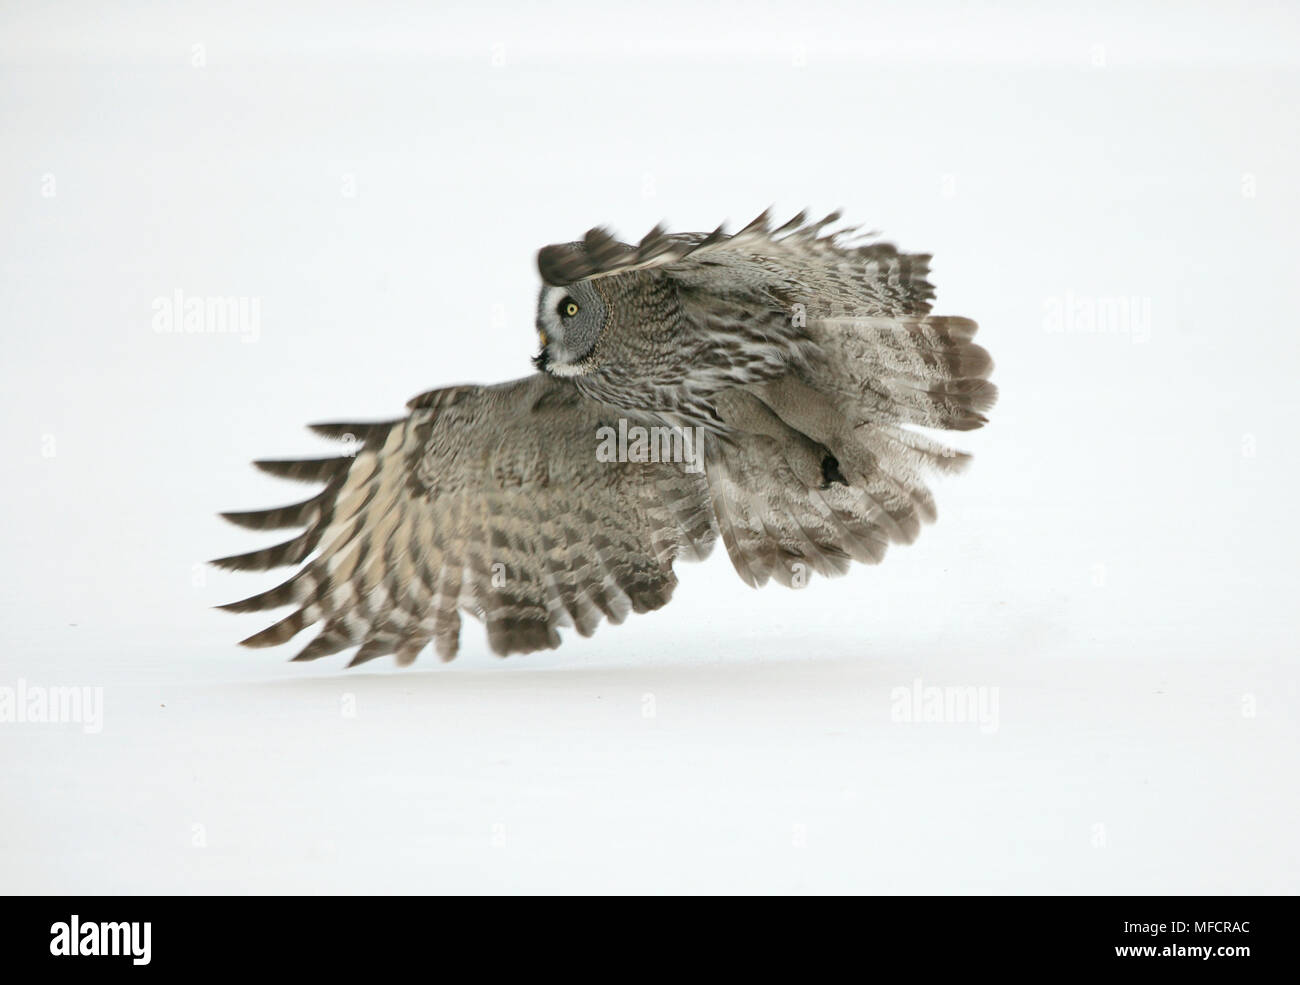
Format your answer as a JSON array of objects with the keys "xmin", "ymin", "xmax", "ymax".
[
  {"xmin": 533, "ymin": 225, "xmax": 697, "ymax": 381},
  {"xmin": 533, "ymin": 280, "xmax": 607, "ymax": 376}
]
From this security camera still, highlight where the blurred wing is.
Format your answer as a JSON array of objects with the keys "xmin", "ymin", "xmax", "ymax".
[
  {"xmin": 637, "ymin": 212, "xmax": 990, "ymax": 587},
  {"xmin": 214, "ymin": 375, "xmax": 715, "ymax": 665},
  {"xmin": 537, "ymin": 211, "xmax": 994, "ymax": 589}
]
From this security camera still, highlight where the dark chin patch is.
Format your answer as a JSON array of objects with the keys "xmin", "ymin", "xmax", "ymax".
[{"xmin": 532, "ymin": 349, "xmax": 550, "ymax": 372}]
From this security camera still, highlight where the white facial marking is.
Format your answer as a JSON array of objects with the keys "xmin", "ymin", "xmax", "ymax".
[
  {"xmin": 538, "ymin": 283, "xmax": 593, "ymax": 372},
  {"xmin": 539, "ymin": 285, "xmax": 567, "ymax": 344}
]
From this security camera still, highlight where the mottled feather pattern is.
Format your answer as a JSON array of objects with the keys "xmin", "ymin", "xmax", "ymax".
[
  {"xmin": 217, "ymin": 210, "xmax": 994, "ymax": 665},
  {"xmin": 550, "ymin": 211, "xmax": 944, "ymax": 433},
  {"xmin": 218, "ymin": 376, "xmax": 715, "ymax": 664}
]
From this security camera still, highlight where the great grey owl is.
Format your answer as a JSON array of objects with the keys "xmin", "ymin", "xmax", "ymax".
[{"xmin": 215, "ymin": 211, "xmax": 995, "ymax": 666}]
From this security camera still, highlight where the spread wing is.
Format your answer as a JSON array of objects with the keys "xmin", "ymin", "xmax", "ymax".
[{"xmin": 213, "ymin": 375, "xmax": 715, "ymax": 665}]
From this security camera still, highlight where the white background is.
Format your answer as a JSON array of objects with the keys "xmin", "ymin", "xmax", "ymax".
[{"xmin": 2, "ymin": 1, "xmax": 1297, "ymax": 894}]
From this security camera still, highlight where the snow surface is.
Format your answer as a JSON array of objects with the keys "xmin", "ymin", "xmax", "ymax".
[{"xmin": 2, "ymin": 2, "xmax": 1298, "ymax": 894}]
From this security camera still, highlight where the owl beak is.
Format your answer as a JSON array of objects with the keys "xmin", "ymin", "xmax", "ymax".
[{"xmin": 538, "ymin": 328, "xmax": 548, "ymax": 346}]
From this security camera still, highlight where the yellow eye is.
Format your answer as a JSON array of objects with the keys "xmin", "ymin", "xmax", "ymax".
[{"xmin": 559, "ymin": 298, "xmax": 579, "ymax": 319}]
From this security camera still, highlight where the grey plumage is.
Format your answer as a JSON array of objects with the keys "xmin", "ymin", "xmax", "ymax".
[{"xmin": 215, "ymin": 211, "xmax": 996, "ymax": 665}]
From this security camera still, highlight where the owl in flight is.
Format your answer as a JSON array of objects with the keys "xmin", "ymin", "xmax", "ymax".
[{"xmin": 215, "ymin": 211, "xmax": 995, "ymax": 667}]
